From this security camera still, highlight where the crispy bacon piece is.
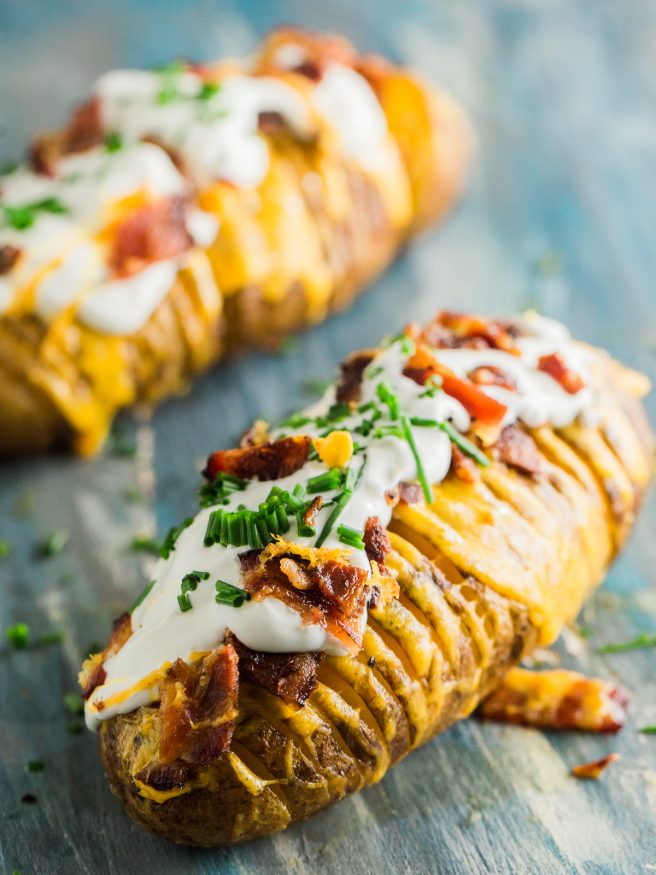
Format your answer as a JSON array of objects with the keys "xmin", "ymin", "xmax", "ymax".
[
  {"xmin": 404, "ymin": 344, "xmax": 507, "ymax": 426},
  {"xmin": 468, "ymin": 365, "xmax": 517, "ymax": 391},
  {"xmin": 109, "ymin": 196, "xmax": 193, "ymax": 277},
  {"xmin": 538, "ymin": 352, "xmax": 585, "ymax": 395},
  {"xmin": 480, "ymin": 667, "xmax": 630, "ymax": 733},
  {"xmin": 29, "ymin": 98, "xmax": 103, "ymax": 174},
  {"xmin": 228, "ymin": 633, "xmax": 322, "ymax": 707},
  {"xmin": 495, "ymin": 426, "xmax": 542, "ymax": 475},
  {"xmin": 158, "ymin": 644, "xmax": 239, "ymax": 766},
  {"xmin": 135, "ymin": 761, "xmax": 192, "ymax": 792},
  {"xmin": 449, "ymin": 444, "xmax": 477, "ymax": 483},
  {"xmin": 335, "ymin": 350, "xmax": 376, "ymax": 404},
  {"xmin": 80, "ymin": 612, "xmax": 132, "ymax": 700},
  {"xmin": 398, "ymin": 481, "xmax": 423, "ymax": 504},
  {"xmin": 571, "ymin": 753, "xmax": 621, "ymax": 780},
  {"xmin": 304, "ymin": 496, "xmax": 324, "ymax": 528},
  {"xmin": 407, "ymin": 311, "xmax": 521, "ymax": 353},
  {"xmin": 205, "ymin": 435, "xmax": 311, "ymax": 482},
  {"xmin": 0, "ymin": 244, "xmax": 20, "ymax": 275},
  {"xmin": 242, "ymin": 550, "xmax": 369, "ymax": 653},
  {"xmin": 363, "ymin": 516, "xmax": 391, "ymax": 566}
]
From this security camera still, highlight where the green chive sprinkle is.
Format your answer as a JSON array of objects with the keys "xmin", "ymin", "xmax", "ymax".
[
  {"xmin": 6, "ymin": 622, "xmax": 30, "ymax": 649},
  {"xmin": 131, "ymin": 579, "xmax": 157, "ymax": 612},
  {"xmin": 105, "ymin": 131, "xmax": 123, "ymax": 152},
  {"xmin": 36, "ymin": 631, "xmax": 64, "ymax": 647},
  {"xmin": 376, "ymin": 382, "xmax": 400, "ymax": 420},
  {"xmin": 160, "ymin": 517, "xmax": 193, "ymax": 559},
  {"xmin": 39, "ymin": 529, "xmax": 69, "ymax": 557},
  {"xmin": 307, "ymin": 468, "xmax": 343, "ymax": 494},
  {"xmin": 0, "ymin": 539, "xmax": 11, "ymax": 558},
  {"xmin": 198, "ymin": 81, "xmax": 221, "ymax": 100},
  {"xmin": 63, "ymin": 692, "xmax": 85, "ymax": 716},
  {"xmin": 199, "ymin": 472, "xmax": 247, "ymax": 508},
  {"xmin": 400, "ymin": 415, "xmax": 433, "ymax": 503},
  {"xmin": 639, "ymin": 726, "xmax": 656, "ymax": 734},
  {"xmin": 314, "ymin": 463, "xmax": 362, "ymax": 549},
  {"xmin": 597, "ymin": 633, "xmax": 656, "ymax": 654},
  {"xmin": 215, "ymin": 580, "xmax": 251, "ymax": 607},
  {"xmin": 420, "ymin": 376, "xmax": 443, "ymax": 398},
  {"xmin": 26, "ymin": 759, "xmax": 44, "ymax": 773},
  {"xmin": 279, "ymin": 412, "xmax": 312, "ymax": 429},
  {"xmin": 177, "ymin": 592, "xmax": 193, "ymax": 612},
  {"xmin": 67, "ymin": 720, "xmax": 84, "ymax": 735},
  {"xmin": 439, "ymin": 421, "xmax": 490, "ymax": 468},
  {"xmin": 130, "ymin": 535, "xmax": 162, "ymax": 555},
  {"xmin": 410, "ymin": 417, "xmax": 439, "ymax": 428},
  {"xmin": 337, "ymin": 524, "xmax": 365, "ymax": 550}
]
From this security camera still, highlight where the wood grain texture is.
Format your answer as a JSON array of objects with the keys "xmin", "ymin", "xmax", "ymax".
[{"xmin": 1, "ymin": 1, "xmax": 656, "ymax": 873}]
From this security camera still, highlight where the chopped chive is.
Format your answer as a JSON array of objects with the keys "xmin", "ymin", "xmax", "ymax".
[
  {"xmin": 279, "ymin": 412, "xmax": 312, "ymax": 429},
  {"xmin": 639, "ymin": 726, "xmax": 656, "ymax": 734},
  {"xmin": 337, "ymin": 524, "xmax": 365, "ymax": 550},
  {"xmin": 63, "ymin": 692, "xmax": 85, "ymax": 716},
  {"xmin": 26, "ymin": 759, "xmax": 44, "ymax": 773},
  {"xmin": 36, "ymin": 631, "xmax": 64, "ymax": 646},
  {"xmin": 399, "ymin": 336, "xmax": 416, "ymax": 356},
  {"xmin": 177, "ymin": 592, "xmax": 193, "ymax": 612},
  {"xmin": 131, "ymin": 579, "xmax": 157, "ymax": 612},
  {"xmin": 198, "ymin": 81, "xmax": 221, "ymax": 100},
  {"xmin": 199, "ymin": 472, "xmax": 247, "ymax": 508},
  {"xmin": 419, "ymin": 376, "xmax": 443, "ymax": 398},
  {"xmin": 6, "ymin": 622, "xmax": 29, "ymax": 649},
  {"xmin": 215, "ymin": 580, "xmax": 251, "ymax": 607},
  {"xmin": 0, "ymin": 539, "xmax": 11, "ymax": 557},
  {"xmin": 39, "ymin": 529, "xmax": 69, "ymax": 557},
  {"xmin": 296, "ymin": 510, "xmax": 316, "ymax": 538},
  {"xmin": 376, "ymin": 382, "xmax": 400, "ymax": 420},
  {"xmin": 307, "ymin": 468, "xmax": 343, "ymax": 494},
  {"xmin": 160, "ymin": 517, "xmax": 193, "ymax": 559},
  {"xmin": 315, "ymin": 401, "xmax": 351, "ymax": 428},
  {"xmin": 439, "ymin": 421, "xmax": 490, "ymax": 467},
  {"xmin": 130, "ymin": 535, "xmax": 162, "ymax": 555},
  {"xmin": 400, "ymin": 415, "xmax": 433, "ymax": 503},
  {"xmin": 373, "ymin": 425, "xmax": 403, "ymax": 439},
  {"xmin": 104, "ymin": 131, "xmax": 123, "ymax": 152},
  {"xmin": 365, "ymin": 365, "xmax": 383, "ymax": 380},
  {"xmin": 301, "ymin": 378, "xmax": 331, "ymax": 396},
  {"xmin": 358, "ymin": 401, "xmax": 376, "ymax": 413},
  {"xmin": 181, "ymin": 570, "xmax": 210, "ymax": 595},
  {"xmin": 410, "ymin": 417, "xmax": 439, "ymax": 428},
  {"xmin": 597, "ymin": 633, "xmax": 656, "ymax": 654},
  {"xmin": 67, "ymin": 720, "xmax": 83, "ymax": 735}
]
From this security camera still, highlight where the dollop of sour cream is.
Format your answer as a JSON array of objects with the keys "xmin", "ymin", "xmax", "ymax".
[{"xmin": 85, "ymin": 315, "xmax": 604, "ymax": 730}]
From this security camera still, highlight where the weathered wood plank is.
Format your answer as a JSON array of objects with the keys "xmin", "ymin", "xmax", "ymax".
[{"xmin": 1, "ymin": 1, "xmax": 656, "ymax": 873}]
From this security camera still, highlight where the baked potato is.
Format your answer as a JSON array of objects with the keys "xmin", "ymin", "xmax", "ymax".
[
  {"xmin": 0, "ymin": 27, "xmax": 471, "ymax": 456},
  {"xmin": 80, "ymin": 309, "xmax": 652, "ymax": 846}
]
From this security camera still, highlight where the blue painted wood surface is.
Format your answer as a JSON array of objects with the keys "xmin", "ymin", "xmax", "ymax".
[{"xmin": 1, "ymin": 1, "xmax": 656, "ymax": 872}]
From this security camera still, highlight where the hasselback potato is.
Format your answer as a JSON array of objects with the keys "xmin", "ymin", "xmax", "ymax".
[
  {"xmin": 0, "ymin": 27, "xmax": 471, "ymax": 456},
  {"xmin": 80, "ymin": 310, "xmax": 652, "ymax": 846}
]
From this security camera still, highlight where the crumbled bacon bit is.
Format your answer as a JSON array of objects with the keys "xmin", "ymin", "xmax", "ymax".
[
  {"xmin": 571, "ymin": 753, "xmax": 621, "ymax": 780},
  {"xmin": 537, "ymin": 352, "xmax": 585, "ymax": 395},
  {"xmin": 158, "ymin": 644, "xmax": 239, "ymax": 766},
  {"xmin": 135, "ymin": 761, "xmax": 192, "ymax": 792},
  {"xmin": 204, "ymin": 435, "xmax": 311, "ymax": 482},
  {"xmin": 228, "ymin": 633, "xmax": 322, "ymax": 707},
  {"xmin": 412, "ymin": 311, "xmax": 521, "ymax": 353},
  {"xmin": 398, "ymin": 481, "xmax": 423, "ymax": 505},
  {"xmin": 480, "ymin": 668, "xmax": 630, "ymax": 733},
  {"xmin": 258, "ymin": 111, "xmax": 287, "ymax": 134},
  {"xmin": 335, "ymin": 350, "xmax": 376, "ymax": 404},
  {"xmin": 449, "ymin": 444, "xmax": 477, "ymax": 483},
  {"xmin": 242, "ymin": 551, "xmax": 369, "ymax": 653},
  {"xmin": 304, "ymin": 496, "xmax": 323, "ymax": 528},
  {"xmin": 80, "ymin": 612, "xmax": 132, "ymax": 700},
  {"xmin": 0, "ymin": 244, "xmax": 20, "ymax": 275},
  {"xmin": 468, "ymin": 365, "xmax": 517, "ymax": 391},
  {"xmin": 495, "ymin": 426, "xmax": 542, "ymax": 475},
  {"xmin": 363, "ymin": 516, "xmax": 391, "ymax": 566},
  {"xmin": 109, "ymin": 196, "xmax": 193, "ymax": 277},
  {"xmin": 62, "ymin": 98, "xmax": 104, "ymax": 154}
]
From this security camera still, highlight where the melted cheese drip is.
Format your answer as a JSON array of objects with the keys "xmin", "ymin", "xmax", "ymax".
[{"xmin": 85, "ymin": 314, "xmax": 608, "ymax": 730}]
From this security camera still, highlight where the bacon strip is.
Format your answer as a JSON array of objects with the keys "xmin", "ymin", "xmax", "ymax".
[
  {"xmin": 335, "ymin": 350, "xmax": 376, "ymax": 404},
  {"xmin": 158, "ymin": 644, "xmax": 239, "ymax": 766},
  {"xmin": 495, "ymin": 426, "xmax": 541, "ymax": 475},
  {"xmin": 0, "ymin": 245, "xmax": 20, "ymax": 275},
  {"xmin": 479, "ymin": 667, "xmax": 630, "ymax": 733},
  {"xmin": 80, "ymin": 612, "xmax": 132, "ymax": 700},
  {"xmin": 408, "ymin": 311, "xmax": 521, "ymax": 353},
  {"xmin": 538, "ymin": 352, "xmax": 585, "ymax": 395},
  {"xmin": 228, "ymin": 633, "xmax": 322, "ymax": 706},
  {"xmin": 205, "ymin": 435, "xmax": 311, "ymax": 482},
  {"xmin": 110, "ymin": 196, "xmax": 193, "ymax": 277},
  {"xmin": 363, "ymin": 516, "xmax": 391, "ymax": 566}
]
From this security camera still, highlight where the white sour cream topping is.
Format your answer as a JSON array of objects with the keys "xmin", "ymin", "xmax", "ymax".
[
  {"xmin": 0, "ymin": 142, "xmax": 218, "ymax": 332},
  {"xmin": 85, "ymin": 314, "xmax": 604, "ymax": 730},
  {"xmin": 96, "ymin": 70, "xmax": 313, "ymax": 190}
]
